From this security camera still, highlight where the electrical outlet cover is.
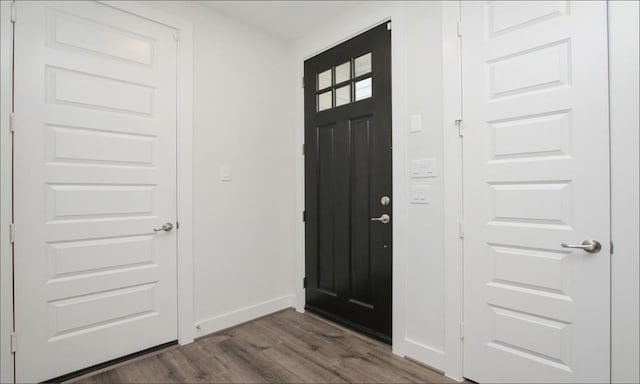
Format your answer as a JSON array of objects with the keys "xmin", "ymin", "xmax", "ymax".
[
  {"xmin": 410, "ymin": 185, "xmax": 431, "ymax": 204},
  {"xmin": 220, "ymin": 165, "xmax": 232, "ymax": 181}
]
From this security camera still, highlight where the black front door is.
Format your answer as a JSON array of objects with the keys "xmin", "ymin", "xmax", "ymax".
[{"xmin": 304, "ymin": 22, "xmax": 392, "ymax": 343}]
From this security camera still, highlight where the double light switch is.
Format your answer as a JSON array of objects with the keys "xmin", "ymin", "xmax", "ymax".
[{"xmin": 410, "ymin": 158, "xmax": 436, "ymax": 178}]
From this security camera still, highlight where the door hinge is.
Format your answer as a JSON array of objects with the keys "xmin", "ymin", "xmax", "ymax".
[
  {"xmin": 10, "ymin": 2, "xmax": 16, "ymax": 23},
  {"xmin": 458, "ymin": 222, "xmax": 464, "ymax": 239},
  {"xmin": 9, "ymin": 223, "xmax": 15, "ymax": 243},
  {"xmin": 9, "ymin": 112, "xmax": 15, "ymax": 133},
  {"xmin": 303, "ymin": 210, "xmax": 306, "ymax": 222},
  {"xmin": 610, "ymin": 241, "xmax": 614, "ymax": 254},
  {"xmin": 303, "ymin": 277, "xmax": 307, "ymax": 289},
  {"xmin": 456, "ymin": 21, "xmax": 462, "ymax": 37},
  {"xmin": 302, "ymin": 76, "xmax": 305, "ymax": 88},
  {"xmin": 10, "ymin": 332, "xmax": 16, "ymax": 353},
  {"xmin": 302, "ymin": 143, "xmax": 306, "ymax": 156},
  {"xmin": 460, "ymin": 323, "xmax": 464, "ymax": 340},
  {"xmin": 455, "ymin": 119, "xmax": 463, "ymax": 137},
  {"xmin": 387, "ymin": 22, "xmax": 391, "ymax": 31},
  {"xmin": 173, "ymin": 31, "xmax": 180, "ymax": 42}
]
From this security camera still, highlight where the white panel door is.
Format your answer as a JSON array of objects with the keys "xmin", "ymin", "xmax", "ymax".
[
  {"xmin": 462, "ymin": 1, "xmax": 610, "ymax": 382},
  {"xmin": 13, "ymin": 2, "xmax": 178, "ymax": 381}
]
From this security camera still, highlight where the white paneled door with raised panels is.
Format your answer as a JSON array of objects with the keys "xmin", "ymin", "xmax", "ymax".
[
  {"xmin": 13, "ymin": 2, "xmax": 178, "ymax": 382},
  {"xmin": 462, "ymin": 1, "xmax": 610, "ymax": 383}
]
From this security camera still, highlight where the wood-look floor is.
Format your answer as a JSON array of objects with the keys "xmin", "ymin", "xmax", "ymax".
[{"xmin": 71, "ymin": 309, "xmax": 455, "ymax": 383}]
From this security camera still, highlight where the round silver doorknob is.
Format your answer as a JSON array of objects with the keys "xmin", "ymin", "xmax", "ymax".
[
  {"xmin": 153, "ymin": 222, "xmax": 173, "ymax": 232},
  {"xmin": 561, "ymin": 239, "xmax": 601, "ymax": 253}
]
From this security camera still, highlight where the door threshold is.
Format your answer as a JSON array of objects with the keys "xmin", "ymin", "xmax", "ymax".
[
  {"xmin": 305, "ymin": 305, "xmax": 391, "ymax": 345},
  {"xmin": 45, "ymin": 340, "xmax": 178, "ymax": 384}
]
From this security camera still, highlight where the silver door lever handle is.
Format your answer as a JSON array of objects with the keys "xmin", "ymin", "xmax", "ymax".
[
  {"xmin": 153, "ymin": 222, "xmax": 173, "ymax": 232},
  {"xmin": 371, "ymin": 214, "xmax": 390, "ymax": 224},
  {"xmin": 561, "ymin": 239, "xmax": 601, "ymax": 253}
]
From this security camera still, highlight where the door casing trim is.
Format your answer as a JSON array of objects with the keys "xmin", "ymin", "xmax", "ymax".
[
  {"xmin": 443, "ymin": 1, "xmax": 640, "ymax": 383},
  {"xmin": 0, "ymin": 2, "xmax": 195, "ymax": 382},
  {"xmin": 0, "ymin": 2, "xmax": 15, "ymax": 383},
  {"xmin": 441, "ymin": 1, "xmax": 464, "ymax": 381},
  {"xmin": 293, "ymin": 1, "xmax": 419, "ymax": 366}
]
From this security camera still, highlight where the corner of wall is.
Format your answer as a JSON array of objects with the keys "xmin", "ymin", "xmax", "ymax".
[
  {"xmin": 193, "ymin": 295, "xmax": 295, "ymax": 337},
  {"xmin": 150, "ymin": 1, "xmax": 299, "ymax": 336}
]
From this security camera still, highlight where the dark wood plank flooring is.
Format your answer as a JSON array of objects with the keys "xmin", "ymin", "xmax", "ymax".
[{"xmin": 70, "ymin": 309, "xmax": 455, "ymax": 383}]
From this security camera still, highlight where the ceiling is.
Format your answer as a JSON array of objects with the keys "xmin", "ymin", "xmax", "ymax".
[{"xmin": 200, "ymin": 1, "xmax": 367, "ymax": 42}]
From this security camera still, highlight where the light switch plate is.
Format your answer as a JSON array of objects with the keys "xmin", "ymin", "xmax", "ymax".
[
  {"xmin": 410, "ymin": 114, "xmax": 422, "ymax": 132},
  {"xmin": 220, "ymin": 165, "xmax": 232, "ymax": 181},
  {"xmin": 410, "ymin": 185, "xmax": 431, "ymax": 204},
  {"xmin": 410, "ymin": 158, "xmax": 437, "ymax": 178}
]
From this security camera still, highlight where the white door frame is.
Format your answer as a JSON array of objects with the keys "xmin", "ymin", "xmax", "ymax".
[
  {"xmin": 0, "ymin": 2, "xmax": 194, "ymax": 382},
  {"xmin": 292, "ymin": 1, "xmax": 415, "ymax": 360},
  {"xmin": 441, "ymin": 1, "xmax": 464, "ymax": 381},
  {"xmin": 442, "ymin": 1, "xmax": 640, "ymax": 382},
  {"xmin": 0, "ymin": 2, "xmax": 15, "ymax": 382}
]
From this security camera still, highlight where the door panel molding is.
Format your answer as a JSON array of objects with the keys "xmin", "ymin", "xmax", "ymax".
[
  {"xmin": 14, "ymin": 2, "xmax": 178, "ymax": 380},
  {"xmin": 304, "ymin": 21, "xmax": 393, "ymax": 343},
  {"xmin": 292, "ymin": 2, "xmax": 420, "ymax": 368},
  {"xmin": 103, "ymin": 0, "xmax": 195, "ymax": 348},
  {"xmin": 461, "ymin": 1, "xmax": 610, "ymax": 382},
  {"xmin": 0, "ymin": 2, "xmax": 193, "ymax": 382}
]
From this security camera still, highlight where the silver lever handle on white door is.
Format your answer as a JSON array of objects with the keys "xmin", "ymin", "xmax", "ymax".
[
  {"xmin": 153, "ymin": 222, "xmax": 173, "ymax": 232},
  {"xmin": 371, "ymin": 214, "xmax": 390, "ymax": 224},
  {"xmin": 561, "ymin": 239, "xmax": 601, "ymax": 253}
]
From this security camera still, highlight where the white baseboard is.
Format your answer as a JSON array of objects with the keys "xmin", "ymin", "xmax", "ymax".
[
  {"xmin": 445, "ymin": 373, "xmax": 465, "ymax": 383},
  {"xmin": 402, "ymin": 337, "xmax": 445, "ymax": 372},
  {"xmin": 194, "ymin": 295, "xmax": 295, "ymax": 337}
]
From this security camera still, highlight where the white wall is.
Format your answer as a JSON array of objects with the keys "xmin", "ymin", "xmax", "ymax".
[
  {"xmin": 402, "ymin": 2, "xmax": 446, "ymax": 366},
  {"xmin": 2, "ymin": 2, "xmax": 635, "ymax": 382},
  {"xmin": 134, "ymin": 3, "xmax": 640, "ymax": 381},
  {"xmin": 147, "ymin": 2, "xmax": 298, "ymax": 336},
  {"xmin": 610, "ymin": 1, "xmax": 640, "ymax": 383},
  {"xmin": 292, "ymin": 0, "xmax": 448, "ymax": 372},
  {"xmin": 293, "ymin": 2, "xmax": 640, "ymax": 381}
]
